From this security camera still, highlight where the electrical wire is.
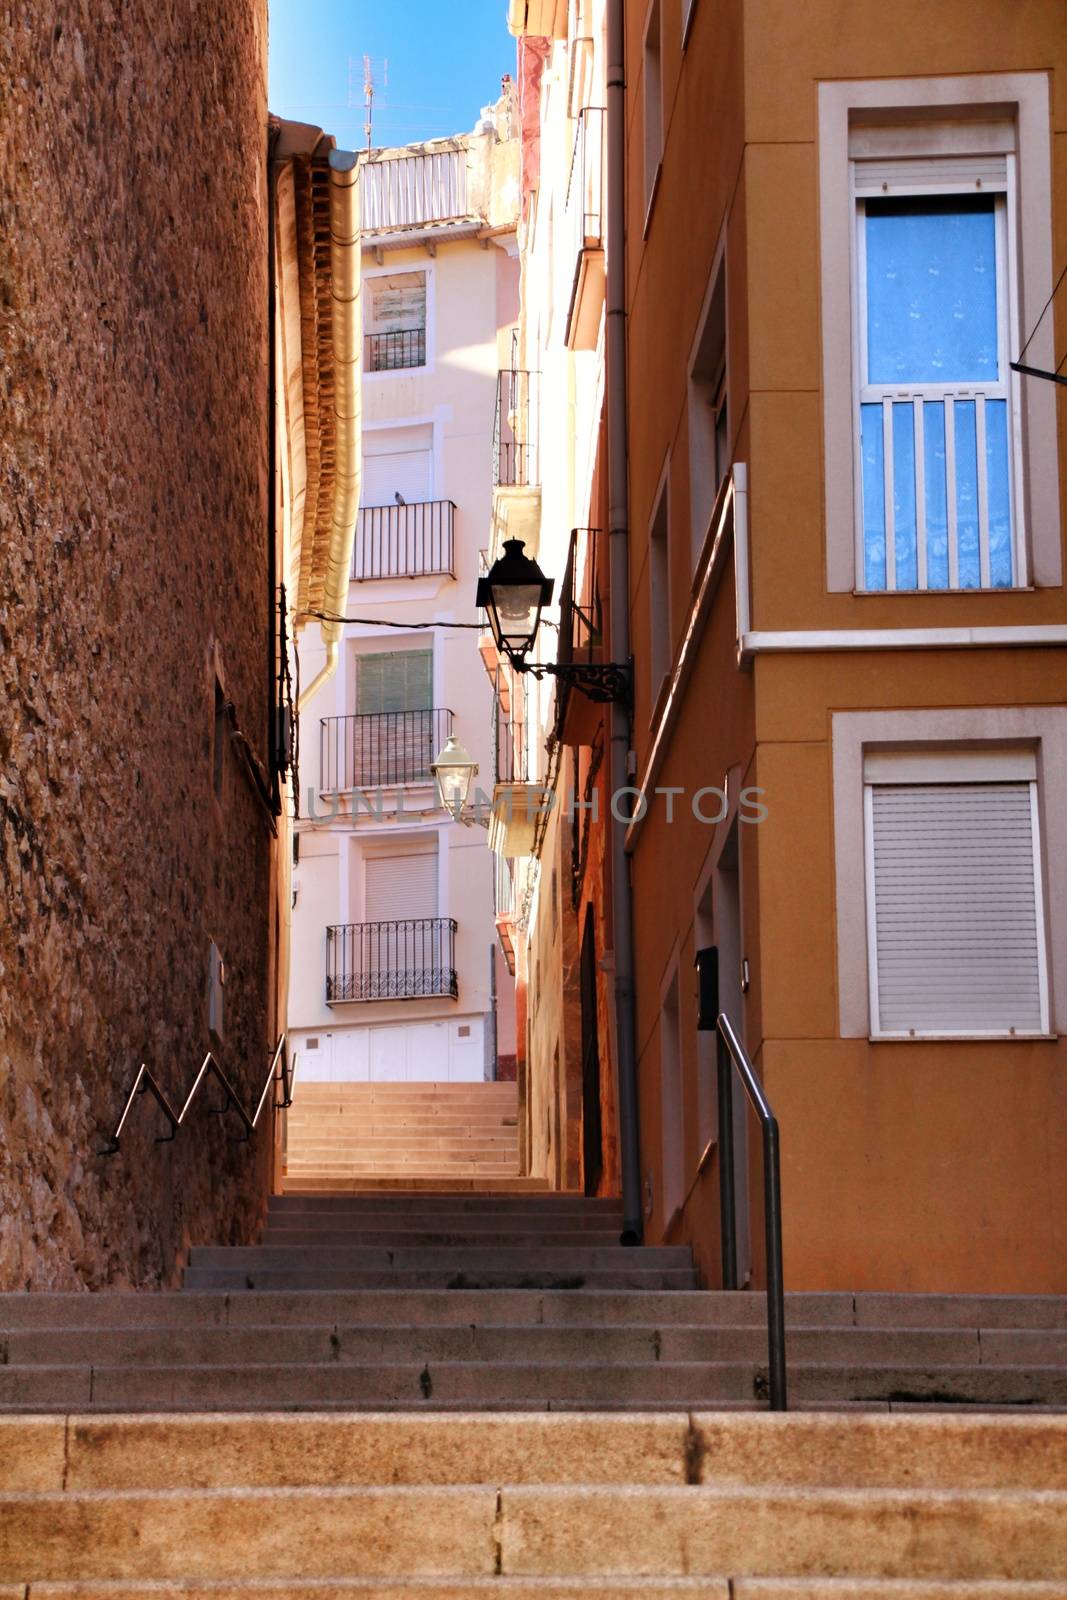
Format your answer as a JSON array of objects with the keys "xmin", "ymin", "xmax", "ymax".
[
  {"xmin": 1016, "ymin": 261, "xmax": 1067, "ymax": 362},
  {"xmin": 298, "ymin": 609, "xmax": 559, "ymax": 631}
]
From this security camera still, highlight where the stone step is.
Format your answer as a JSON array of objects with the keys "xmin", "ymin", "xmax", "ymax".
[
  {"xmin": 8, "ymin": 1413, "xmax": 1067, "ymax": 1491},
  {"xmin": 181, "ymin": 1267, "xmax": 702, "ymax": 1292},
  {"xmin": 267, "ymin": 1193, "xmax": 616, "ymax": 1213},
  {"xmin": 14, "ymin": 1585, "xmax": 1067, "ymax": 1600},
  {"xmin": 187, "ymin": 1245, "xmax": 694, "ymax": 1271},
  {"xmin": 3, "ymin": 1482, "xmax": 1066, "ymax": 1582},
  {"xmin": 8, "ymin": 1322, "xmax": 1061, "ymax": 1371},
  {"xmin": 261, "ymin": 1210, "xmax": 623, "ymax": 1232},
  {"xmin": 259, "ymin": 1229, "xmax": 624, "ymax": 1249},
  {"xmin": 284, "ymin": 1167, "xmax": 523, "ymax": 1179},
  {"xmin": 4, "ymin": 1360, "xmax": 1067, "ymax": 1412},
  {"xmin": 5, "ymin": 1291, "xmax": 1063, "ymax": 1332},
  {"xmin": 281, "ymin": 1177, "xmax": 552, "ymax": 1192}
]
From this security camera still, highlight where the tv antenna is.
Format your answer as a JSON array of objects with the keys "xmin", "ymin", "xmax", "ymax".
[{"xmin": 349, "ymin": 54, "xmax": 389, "ymax": 150}]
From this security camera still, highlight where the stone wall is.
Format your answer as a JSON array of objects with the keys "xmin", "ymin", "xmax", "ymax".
[{"xmin": 0, "ymin": 0, "xmax": 275, "ymax": 1288}]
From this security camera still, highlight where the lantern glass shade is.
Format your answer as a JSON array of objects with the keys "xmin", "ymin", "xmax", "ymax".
[
  {"xmin": 431, "ymin": 734, "xmax": 478, "ymax": 815},
  {"xmin": 475, "ymin": 538, "xmax": 554, "ymax": 664}
]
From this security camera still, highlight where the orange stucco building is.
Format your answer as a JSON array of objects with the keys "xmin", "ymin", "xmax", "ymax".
[{"xmin": 511, "ymin": 0, "xmax": 1067, "ymax": 1294}]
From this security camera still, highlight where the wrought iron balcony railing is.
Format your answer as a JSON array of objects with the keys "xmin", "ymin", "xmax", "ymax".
[
  {"xmin": 366, "ymin": 327, "xmax": 426, "ymax": 372},
  {"xmin": 326, "ymin": 918, "xmax": 459, "ymax": 1003},
  {"xmin": 494, "ymin": 669, "xmax": 532, "ymax": 785},
  {"xmin": 493, "ymin": 368, "xmax": 540, "ymax": 488},
  {"xmin": 320, "ymin": 708, "xmax": 453, "ymax": 792},
  {"xmin": 352, "ymin": 500, "xmax": 455, "ymax": 581},
  {"xmin": 565, "ymin": 107, "xmax": 605, "ymax": 261},
  {"xmin": 559, "ymin": 526, "xmax": 603, "ymax": 668}
]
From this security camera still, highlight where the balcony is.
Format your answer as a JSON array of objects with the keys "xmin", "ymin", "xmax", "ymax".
[
  {"xmin": 491, "ymin": 368, "xmax": 542, "ymax": 560},
  {"xmin": 489, "ymin": 672, "xmax": 543, "ymax": 860},
  {"xmin": 563, "ymin": 109, "xmax": 606, "ymax": 351},
  {"xmin": 365, "ymin": 327, "xmax": 425, "ymax": 372},
  {"xmin": 326, "ymin": 918, "xmax": 458, "ymax": 1003},
  {"xmin": 352, "ymin": 500, "xmax": 455, "ymax": 581},
  {"xmin": 493, "ymin": 852, "xmax": 518, "ymax": 974},
  {"xmin": 493, "ymin": 368, "xmax": 540, "ymax": 488},
  {"xmin": 320, "ymin": 708, "xmax": 453, "ymax": 793},
  {"xmin": 361, "ymin": 147, "xmax": 469, "ymax": 234}
]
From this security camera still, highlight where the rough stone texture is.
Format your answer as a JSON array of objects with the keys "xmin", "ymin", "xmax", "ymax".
[{"xmin": 0, "ymin": 0, "xmax": 274, "ymax": 1287}]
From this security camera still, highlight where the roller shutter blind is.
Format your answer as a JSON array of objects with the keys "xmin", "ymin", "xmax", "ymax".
[
  {"xmin": 356, "ymin": 650, "xmax": 432, "ymax": 715},
  {"xmin": 365, "ymin": 850, "xmax": 438, "ymax": 922},
  {"xmin": 866, "ymin": 778, "xmax": 1047, "ymax": 1035},
  {"xmin": 362, "ymin": 450, "xmax": 432, "ymax": 507}
]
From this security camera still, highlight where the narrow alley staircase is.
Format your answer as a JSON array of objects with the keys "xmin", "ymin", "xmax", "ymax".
[
  {"xmin": 284, "ymin": 1080, "xmax": 531, "ymax": 1190},
  {"xmin": 2, "ymin": 1190, "xmax": 1066, "ymax": 1589}
]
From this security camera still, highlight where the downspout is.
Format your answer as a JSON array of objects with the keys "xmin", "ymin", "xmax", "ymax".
[
  {"xmin": 606, "ymin": 0, "xmax": 642, "ymax": 1243},
  {"xmin": 298, "ymin": 149, "xmax": 362, "ymax": 708}
]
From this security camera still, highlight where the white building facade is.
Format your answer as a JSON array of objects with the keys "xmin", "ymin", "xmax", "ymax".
[{"xmin": 289, "ymin": 104, "xmax": 521, "ymax": 1084}]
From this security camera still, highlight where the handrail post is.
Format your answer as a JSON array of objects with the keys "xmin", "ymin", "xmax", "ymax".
[
  {"xmin": 763, "ymin": 1112, "xmax": 788, "ymax": 1411},
  {"xmin": 714, "ymin": 1011, "xmax": 788, "ymax": 1411},
  {"xmin": 716, "ymin": 1028, "xmax": 738, "ymax": 1290}
]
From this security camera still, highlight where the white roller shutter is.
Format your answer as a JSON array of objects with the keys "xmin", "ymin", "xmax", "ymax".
[
  {"xmin": 365, "ymin": 850, "xmax": 438, "ymax": 922},
  {"xmin": 866, "ymin": 778, "xmax": 1047, "ymax": 1036},
  {"xmin": 363, "ymin": 425, "xmax": 433, "ymax": 507}
]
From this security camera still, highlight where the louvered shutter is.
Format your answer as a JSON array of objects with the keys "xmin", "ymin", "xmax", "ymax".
[
  {"xmin": 866, "ymin": 778, "xmax": 1047, "ymax": 1035},
  {"xmin": 357, "ymin": 651, "xmax": 432, "ymax": 715},
  {"xmin": 365, "ymin": 851, "xmax": 438, "ymax": 921}
]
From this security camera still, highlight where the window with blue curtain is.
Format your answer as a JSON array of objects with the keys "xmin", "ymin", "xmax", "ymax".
[{"xmin": 857, "ymin": 192, "xmax": 1016, "ymax": 592}]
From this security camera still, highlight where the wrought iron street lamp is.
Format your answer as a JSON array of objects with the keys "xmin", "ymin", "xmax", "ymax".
[{"xmin": 476, "ymin": 537, "xmax": 631, "ymax": 705}]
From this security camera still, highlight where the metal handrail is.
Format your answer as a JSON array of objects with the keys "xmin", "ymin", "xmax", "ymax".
[
  {"xmin": 716, "ymin": 1011, "xmax": 787, "ymax": 1411},
  {"xmin": 99, "ymin": 1034, "xmax": 295, "ymax": 1157}
]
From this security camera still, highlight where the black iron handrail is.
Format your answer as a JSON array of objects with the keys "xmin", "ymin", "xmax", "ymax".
[
  {"xmin": 99, "ymin": 1034, "xmax": 296, "ymax": 1157},
  {"xmin": 716, "ymin": 1011, "xmax": 787, "ymax": 1410}
]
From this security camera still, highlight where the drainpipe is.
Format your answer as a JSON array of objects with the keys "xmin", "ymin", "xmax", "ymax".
[
  {"xmin": 298, "ymin": 149, "xmax": 363, "ymax": 709},
  {"xmin": 606, "ymin": 0, "xmax": 642, "ymax": 1244}
]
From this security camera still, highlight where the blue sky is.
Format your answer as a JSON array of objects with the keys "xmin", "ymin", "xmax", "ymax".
[{"xmin": 269, "ymin": 1, "xmax": 516, "ymax": 150}]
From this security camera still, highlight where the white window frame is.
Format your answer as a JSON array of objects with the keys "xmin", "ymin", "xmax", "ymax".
[
  {"xmin": 831, "ymin": 707, "xmax": 1067, "ymax": 1041},
  {"xmin": 852, "ymin": 173, "xmax": 1022, "ymax": 591},
  {"xmin": 819, "ymin": 74, "xmax": 1060, "ymax": 594},
  {"xmin": 862, "ymin": 748, "xmax": 1050, "ymax": 1040},
  {"xmin": 361, "ymin": 260, "xmax": 435, "ymax": 378}
]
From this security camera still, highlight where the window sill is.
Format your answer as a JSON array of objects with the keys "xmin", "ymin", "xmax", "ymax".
[
  {"xmin": 852, "ymin": 585, "xmax": 1036, "ymax": 598},
  {"xmin": 868, "ymin": 1030, "xmax": 1056, "ymax": 1043}
]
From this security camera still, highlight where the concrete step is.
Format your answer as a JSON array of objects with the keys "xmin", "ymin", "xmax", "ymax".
[
  {"xmin": 181, "ymin": 1267, "xmax": 702, "ymax": 1291},
  {"xmin": 281, "ymin": 1177, "xmax": 551, "ymax": 1192},
  {"xmin": 267, "ymin": 1193, "xmax": 614, "ymax": 1213},
  {"xmin": 4, "ymin": 1358, "xmax": 1067, "ymax": 1412},
  {"xmin": 14, "ymin": 1585, "xmax": 1067, "ymax": 1600},
  {"xmin": 4, "ymin": 1482, "xmax": 1066, "ymax": 1582},
  {"xmin": 261, "ymin": 1209, "xmax": 623, "ymax": 1232},
  {"xmin": 259, "ymin": 1229, "xmax": 625, "ymax": 1249},
  {"xmin": 8, "ymin": 1413, "xmax": 1067, "ymax": 1491},
  {"xmin": 9, "ymin": 1323, "xmax": 1059, "ymax": 1372},
  {"xmin": 5, "ymin": 1291, "xmax": 1063, "ymax": 1332},
  {"xmin": 187, "ymin": 1246, "xmax": 694, "ymax": 1271}
]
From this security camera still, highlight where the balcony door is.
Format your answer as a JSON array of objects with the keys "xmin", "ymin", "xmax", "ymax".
[
  {"xmin": 360, "ymin": 425, "xmax": 435, "ymax": 579},
  {"xmin": 363, "ymin": 843, "xmax": 443, "ymax": 1013},
  {"xmin": 354, "ymin": 648, "xmax": 434, "ymax": 786}
]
